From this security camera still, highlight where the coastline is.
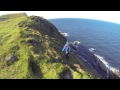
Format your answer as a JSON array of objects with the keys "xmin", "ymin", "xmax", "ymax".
[
  {"xmin": 94, "ymin": 54, "xmax": 120, "ymax": 79},
  {"xmin": 75, "ymin": 51, "xmax": 107, "ymax": 79},
  {"xmin": 60, "ymin": 32, "xmax": 120, "ymax": 79},
  {"xmin": 76, "ymin": 47, "xmax": 120, "ymax": 79}
]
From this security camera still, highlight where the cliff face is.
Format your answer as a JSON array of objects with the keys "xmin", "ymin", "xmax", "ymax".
[{"xmin": 0, "ymin": 13, "xmax": 99, "ymax": 79}]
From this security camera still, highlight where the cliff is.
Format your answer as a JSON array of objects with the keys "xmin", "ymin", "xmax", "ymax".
[{"xmin": 0, "ymin": 13, "xmax": 100, "ymax": 79}]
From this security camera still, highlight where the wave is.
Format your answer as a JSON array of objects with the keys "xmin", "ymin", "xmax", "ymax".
[
  {"xmin": 94, "ymin": 54, "xmax": 109, "ymax": 66},
  {"xmin": 94, "ymin": 54, "xmax": 120, "ymax": 78},
  {"xmin": 61, "ymin": 33, "xmax": 69, "ymax": 36},
  {"xmin": 89, "ymin": 48, "xmax": 96, "ymax": 52},
  {"xmin": 88, "ymin": 47, "xmax": 120, "ymax": 78},
  {"xmin": 58, "ymin": 30, "xmax": 69, "ymax": 36}
]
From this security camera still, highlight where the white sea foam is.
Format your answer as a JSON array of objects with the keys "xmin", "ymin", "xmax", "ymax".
[
  {"xmin": 94, "ymin": 54, "xmax": 109, "ymax": 66},
  {"xmin": 89, "ymin": 48, "xmax": 96, "ymax": 52},
  {"xmin": 94, "ymin": 54, "xmax": 120, "ymax": 77},
  {"xmin": 58, "ymin": 30, "xmax": 61, "ymax": 33},
  {"xmin": 61, "ymin": 33, "xmax": 69, "ymax": 36}
]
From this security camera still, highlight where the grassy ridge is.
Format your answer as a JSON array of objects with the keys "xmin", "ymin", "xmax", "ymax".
[
  {"xmin": 0, "ymin": 13, "xmax": 27, "ymax": 20},
  {"xmin": 0, "ymin": 13, "xmax": 100, "ymax": 79}
]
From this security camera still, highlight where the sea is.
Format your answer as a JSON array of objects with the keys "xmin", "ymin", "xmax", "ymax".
[{"xmin": 49, "ymin": 18, "xmax": 120, "ymax": 78}]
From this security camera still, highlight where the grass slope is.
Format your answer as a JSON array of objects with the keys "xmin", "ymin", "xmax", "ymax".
[{"xmin": 0, "ymin": 13, "xmax": 100, "ymax": 79}]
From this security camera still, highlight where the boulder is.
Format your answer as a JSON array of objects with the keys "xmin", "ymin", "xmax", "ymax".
[{"xmin": 6, "ymin": 55, "xmax": 17, "ymax": 62}]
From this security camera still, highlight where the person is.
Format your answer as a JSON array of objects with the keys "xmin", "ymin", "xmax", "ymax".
[
  {"xmin": 62, "ymin": 41, "xmax": 71, "ymax": 59},
  {"xmin": 69, "ymin": 43, "xmax": 76, "ymax": 52}
]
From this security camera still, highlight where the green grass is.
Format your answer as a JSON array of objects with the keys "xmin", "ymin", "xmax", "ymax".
[
  {"xmin": 0, "ymin": 13, "xmax": 100, "ymax": 79},
  {"xmin": 0, "ymin": 13, "xmax": 27, "ymax": 20}
]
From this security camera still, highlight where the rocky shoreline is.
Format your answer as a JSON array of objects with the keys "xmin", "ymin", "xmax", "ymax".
[
  {"xmin": 94, "ymin": 54, "xmax": 120, "ymax": 79},
  {"xmin": 60, "ymin": 32, "xmax": 120, "ymax": 79}
]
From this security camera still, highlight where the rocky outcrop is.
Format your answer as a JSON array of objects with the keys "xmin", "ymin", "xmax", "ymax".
[
  {"xmin": 0, "ymin": 18, "xmax": 7, "ymax": 21},
  {"xmin": 94, "ymin": 54, "xmax": 120, "ymax": 79}
]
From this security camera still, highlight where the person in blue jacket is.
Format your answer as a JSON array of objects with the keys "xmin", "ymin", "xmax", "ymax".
[{"xmin": 62, "ymin": 41, "xmax": 71, "ymax": 59}]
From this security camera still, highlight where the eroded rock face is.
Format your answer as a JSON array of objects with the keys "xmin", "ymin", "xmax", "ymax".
[
  {"xmin": 0, "ymin": 18, "xmax": 7, "ymax": 21},
  {"xmin": 6, "ymin": 55, "xmax": 17, "ymax": 62},
  {"xmin": 97, "ymin": 60, "xmax": 107, "ymax": 72},
  {"xmin": 6, "ymin": 55, "xmax": 18, "ymax": 65},
  {"xmin": 64, "ymin": 73, "xmax": 71, "ymax": 79},
  {"xmin": 60, "ymin": 69, "xmax": 73, "ymax": 79},
  {"xmin": 109, "ymin": 71, "xmax": 120, "ymax": 79}
]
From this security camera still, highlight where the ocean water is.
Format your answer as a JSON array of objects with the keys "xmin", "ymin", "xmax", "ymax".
[{"xmin": 49, "ymin": 18, "xmax": 120, "ymax": 77}]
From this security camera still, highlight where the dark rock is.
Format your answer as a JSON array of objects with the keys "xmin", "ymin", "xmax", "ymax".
[
  {"xmin": 64, "ymin": 73, "xmax": 71, "ymax": 79},
  {"xmin": 6, "ymin": 55, "xmax": 17, "ymax": 62},
  {"xmin": 18, "ymin": 21, "xmax": 27, "ymax": 27},
  {"xmin": 109, "ymin": 68, "xmax": 120, "ymax": 79},
  {"xmin": 28, "ymin": 39, "xmax": 38, "ymax": 46},
  {"xmin": 0, "ymin": 18, "xmax": 7, "ymax": 21},
  {"xmin": 60, "ymin": 69, "xmax": 73, "ymax": 79},
  {"xmin": 6, "ymin": 55, "xmax": 18, "ymax": 66}
]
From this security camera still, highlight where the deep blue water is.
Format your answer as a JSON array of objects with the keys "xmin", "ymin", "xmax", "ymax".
[{"xmin": 49, "ymin": 18, "xmax": 120, "ymax": 76}]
